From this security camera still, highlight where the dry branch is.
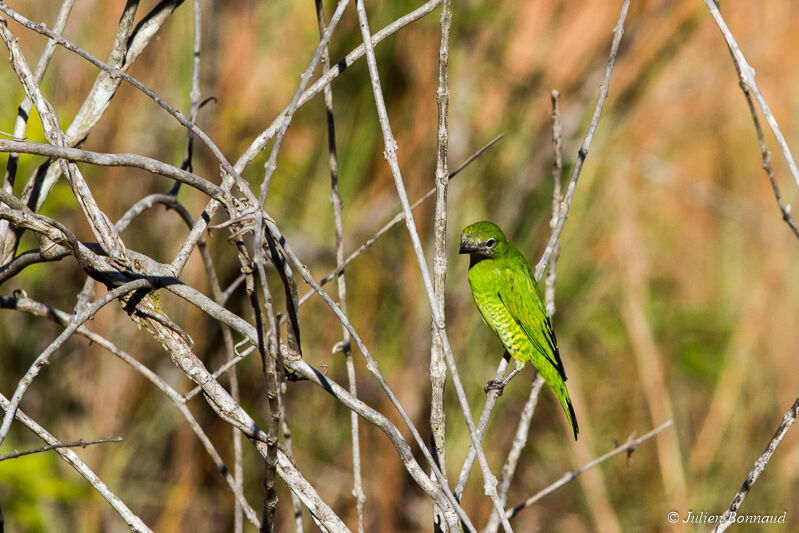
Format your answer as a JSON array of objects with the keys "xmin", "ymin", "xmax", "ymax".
[{"xmin": 711, "ymin": 399, "xmax": 798, "ymax": 533}]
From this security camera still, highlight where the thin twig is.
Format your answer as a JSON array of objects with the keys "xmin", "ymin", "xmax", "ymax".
[
  {"xmin": 534, "ymin": 0, "xmax": 631, "ymax": 281},
  {"xmin": 0, "ymin": 278, "xmax": 155, "ymax": 446},
  {"xmin": 711, "ymin": 398, "xmax": 799, "ymax": 533},
  {"xmin": 505, "ymin": 421, "xmax": 674, "ymax": 521},
  {"xmin": 234, "ymin": 0, "xmax": 444, "ymax": 174},
  {"xmin": 0, "ymin": 393, "xmax": 152, "ymax": 532},
  {"xmin": 0, "ymin": 140, "xmax": 223, "ymax": 200},
  {"xmin": 0, "ymin": 295, "xmax": 262, "ymax": 526},
  {"xmin": 704, "ymin": 5, "xmax": 799, "ymax": 239},
  {"xmin": 0, "ymin": 0, "xmax": 74, "ymax": 260},
  {"xmin": 315, "ymin": 0, "xmax": 364, "ymax": 530},
  {"xmin": 0, "ymin": 437, "xmax": 122, "ymax": 461},
  {"xmin": 703, "ymin": 0, "xmax": 799, "ymax": 193}
]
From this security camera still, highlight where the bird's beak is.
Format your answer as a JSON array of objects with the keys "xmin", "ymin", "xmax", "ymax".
[{"xmin": 459, "ymin": 240, "xmax": 478, "ymax": 254}]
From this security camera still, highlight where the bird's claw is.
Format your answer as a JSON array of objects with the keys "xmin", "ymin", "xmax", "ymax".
[{"xmin": 484, "ymin": 379, "xmax": 506, "ymax": 396}]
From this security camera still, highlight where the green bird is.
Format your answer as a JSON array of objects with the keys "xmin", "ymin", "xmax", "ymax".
[{"xmin": 459, "ymin": 221, "xmax": 578, "ymax": 440}]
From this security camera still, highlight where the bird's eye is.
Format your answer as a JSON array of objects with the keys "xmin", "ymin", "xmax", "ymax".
[{"xmin": 486, "ymin": 238, "xmax": 496, "ymax": 248}]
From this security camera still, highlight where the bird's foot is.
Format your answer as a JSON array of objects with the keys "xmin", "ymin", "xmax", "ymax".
[{"xmin": 484, "ymin": 379, "xmax": 507, "ymax": 396}]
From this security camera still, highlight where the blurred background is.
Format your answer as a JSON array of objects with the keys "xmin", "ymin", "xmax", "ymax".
[{"xmin": 1, "ymin": 0, "xmax": 798, "ymax": 531}]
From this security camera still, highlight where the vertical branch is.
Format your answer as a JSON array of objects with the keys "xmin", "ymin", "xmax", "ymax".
[
  {"xmin": 170, "ymin": 0, "xmax": 203, "ymax": 196},
  {"xmin": 353, "ymin": 1, "xmax": 511, "ymax": 530},
  {"xmin": 231, "ymin": 231, "xmax": 280, "ymax": 533},
  {"xmin": 279, "ymin": 392, "xmax": 303, "ymax": 532},
  {"xmin": 430, "ymin": 0, "xmax": 452, "ymax": 531},
  {"xmin": 545, "ymin": 90, "xmax": 563, "ymax": 316},
  {"xmin": 314, "ymin": 1, "xmax": 365, "ymax": 531},
  {"xmin": 484, "ymin": 90, "xmax": 564, "ymax": 533},
  {"xmin": 253, "ymin": 264, "xmax": 281, "ymax": 533}
]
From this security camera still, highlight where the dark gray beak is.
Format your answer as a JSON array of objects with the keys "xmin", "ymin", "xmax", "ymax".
[{"xmin": 459, "ymin": 241, "xmax": 478, "ymax": 254}]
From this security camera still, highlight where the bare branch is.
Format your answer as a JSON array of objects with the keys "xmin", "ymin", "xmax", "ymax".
[
  {"xmin": 0, "ymin": 295, "xmax": 262, "ymax": 526},
  {"xmin": 0, "ymin": 437, "xmax": 122, "ymax": 462},
  {"xmin": 545, "ymin": 90, "xmax": 564, "ymax": 316},
  {"xmin": 534, "ymin": 0, "xmax": 631, "ymax": 281},
  {"xmin": 504, "ymin": 421, "xmax": 674, "ymax": 522},
  {"xmin": 0, "ymin": 139, "xmax": 224, "ymax": 200},
  {"xmin": 0, "ymin": 393, "xmax": 152, "ymax": 532},
  {"xmin": 704, "ymin": 0, "xmax": 799, "ymax": 193},
  {"xmin": 0, "ymin": 277, "xmax": 156, "ymax": 446},
  {"xmin": 430, "ymin": 0, "xmax": 453, "ymax": 529},
  {"xmin": 234, "ymin": 0, "xmax": 443, "ymax": 174},
  {"xmin": 315, "ymin": 0, "xmax": 364, "ymax": 530},
  {"xmin": 711, "ymin": 399, "xmax": 798, "ymax": 533}
]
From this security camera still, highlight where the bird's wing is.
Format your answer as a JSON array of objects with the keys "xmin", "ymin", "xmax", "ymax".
[{"xmin": 496, "ymin": 257, "xmax": 568, "ymax": 381}]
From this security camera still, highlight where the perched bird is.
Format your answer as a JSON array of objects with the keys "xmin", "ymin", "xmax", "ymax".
[{"xmin": 459, "ymin": 221, "xmax": 578, "ymax": 440}]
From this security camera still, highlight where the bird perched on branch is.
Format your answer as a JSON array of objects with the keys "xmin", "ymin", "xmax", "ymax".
[{"xmin": 459, "ymin": 221, "xmax": 578, "ymax": 440}]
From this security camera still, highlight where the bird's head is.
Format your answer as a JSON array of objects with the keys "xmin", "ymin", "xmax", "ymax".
[{"xmin": 458, "ymin": 221, "xmax": 508, "ymax": 261}]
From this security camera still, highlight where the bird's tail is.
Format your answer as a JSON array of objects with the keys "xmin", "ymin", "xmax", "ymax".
[
  {"xmin": 561, "ymin": 393, "xmax": 579, "ymax": 441},
  {"xmin": 550, "ymin": 378, "xmax": 579, "ymax": 440},
  {"xmin": 540, "ymin": 367, "xmax": 580, "ymax": 440}
]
